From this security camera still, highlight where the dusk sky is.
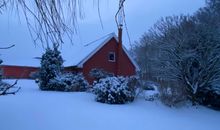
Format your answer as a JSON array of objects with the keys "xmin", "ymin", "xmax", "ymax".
[{"xmin": 0, "ymin": 0, "xmax": 205, "ymax": 66}]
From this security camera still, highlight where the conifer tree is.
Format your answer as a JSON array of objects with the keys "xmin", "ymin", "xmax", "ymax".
[{"xmin": 39, "ymin": 47, "xmax": 64, "ymax": 90}]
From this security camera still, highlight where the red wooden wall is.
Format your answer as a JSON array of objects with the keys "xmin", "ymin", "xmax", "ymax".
[
  {"xmin": 0, "ymin": 65, "xmax": 39, "ymax": 79},
  {"xmin": 82, "ymin": 38, "xmax": 136, "ymax": 83}
]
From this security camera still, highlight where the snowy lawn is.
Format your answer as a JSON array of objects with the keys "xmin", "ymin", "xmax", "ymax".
[{"xmin": 0, "ymin": 80, "xmax": 220, "ymax": 130}]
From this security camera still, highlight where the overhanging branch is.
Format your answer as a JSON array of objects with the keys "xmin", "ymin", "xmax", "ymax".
[{"xmin": 0, "ymin": 44, "xmax": 15, "ymax": 49}]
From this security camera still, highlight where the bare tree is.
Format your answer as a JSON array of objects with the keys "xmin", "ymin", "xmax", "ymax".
[
  {"xmin": 0, "ymin": 0, "xmax": 106, "ymax": 48},
  {"xmin": 0, "ymin": 80, "xmax": 20, "ymax": 96},
  {"xmin": 0, "ymin": 45, "xmax": 20, "ymax": 96},
  {"xmin": 0, "ymin": 0, "xmax": 6, "ymax": 13},
  {"xmin": 133, "ymin": 6, "xmax": 220, "ymax": 105},
  {"xmin": 8, "ymin": 0, "xmax": 84, "ymax": 47}
]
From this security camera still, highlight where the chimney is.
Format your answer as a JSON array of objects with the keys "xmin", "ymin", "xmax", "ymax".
[
  {"xmin": 116, "ymin": 25, "xmax": 123, "ymax": 76},
  {"xmin": 118, "ymin": 25, "xmax": 123, "ymax": 50},
  {"xmin": 116, "ymin": 0, "xmax": 124, "ymax": 76}
]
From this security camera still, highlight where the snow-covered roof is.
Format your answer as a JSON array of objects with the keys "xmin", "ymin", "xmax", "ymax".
[
  {"xmin": 1, "ymin": 45, "xmax": 43, "ymax": 67},
  {"xmin": 63, "ymin": 32, "xmax": 140, "ymax": 71},
  {"xmin": 64, "ymin": 33, "xmax": 118, "ymax": 67}
]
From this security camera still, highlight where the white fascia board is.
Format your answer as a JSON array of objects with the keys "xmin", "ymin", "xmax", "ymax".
[
  {"xmin": 77, "ymin": 33, "xmax": 117, "ymax": 68},
  {"xmin": 122, "ymin": 46, "xmax": 140, "ymax": 72}
]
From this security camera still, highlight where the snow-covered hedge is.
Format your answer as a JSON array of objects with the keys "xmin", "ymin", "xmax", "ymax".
[
  {"xmin": 93, "ymin": 76, "xmax": 135, "ymax": 104},
  {"xmin": 48, "ymin": 73, "xmax": 88, "ymax": 92}
]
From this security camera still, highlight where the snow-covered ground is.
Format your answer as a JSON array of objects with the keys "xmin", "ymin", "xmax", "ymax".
[{"xmin": 0, "ymin": 80, "xmax": 219, "ymax": 130}]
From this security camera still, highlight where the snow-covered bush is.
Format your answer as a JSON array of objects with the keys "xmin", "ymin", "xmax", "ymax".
[
  {"xmin": 39, "ymin": 47, "xmax": 64, "ymax": 90},
  {"xmin": 89, "ymin": 68, "xmax": 113, "ymax": 81},
  {"xmin": 47, "ymin": 76, "xmax": 66, "ymax": 91},
  {"xmin": 158, "ymin": 81, "xmax": 188, "ymax": 107},
  {"xmin": 48, "ymin": 73, "xmax": 88, "ymax": 92},
  {"xmin": 135, "ymin": 79, "xmax": 160, "ymax": 101},
  {"xmin": 145, "ymin": 91, "xmax": 159, "ymax": 101},
  {"xmin": 127, "ymin": 76, "xmax": 139, "ymax": 89},
  {"xmin": 93, "ymin": 76, "xmax": 135, "ymax": 104}
]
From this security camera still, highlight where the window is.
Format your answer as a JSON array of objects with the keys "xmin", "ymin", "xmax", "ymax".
[{"xmin": 108, "ymin": 52, "xmax": 116, "ymax": 62}]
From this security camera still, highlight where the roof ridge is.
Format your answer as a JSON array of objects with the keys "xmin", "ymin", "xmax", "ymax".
[{"xmin": 84, "ymin": 32, "xmax": 116, "ymax": 47}]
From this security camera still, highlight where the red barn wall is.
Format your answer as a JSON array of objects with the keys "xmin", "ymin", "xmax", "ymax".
[
  {"xmin": 117, "ymin": 49, "xmax": 136, "ymax": 76},
  {"xmin": 1, "ymin": 65, "xmax": 39, "ymax": 79},
  {"xmin": 64, "ymin": 66, "xmax": 82, "ymax": 74},
  {"xmin": 82, "ymin": 38, "xmax": 136, "ymax": 84},
  {"xmin": 0, "ymin": 65, "xmax": 83, "ymax": 79}
]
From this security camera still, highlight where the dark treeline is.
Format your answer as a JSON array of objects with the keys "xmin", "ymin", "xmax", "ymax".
[{"xmin": 132, "ymin": 0, "xmax": 220, "ymax": 108}]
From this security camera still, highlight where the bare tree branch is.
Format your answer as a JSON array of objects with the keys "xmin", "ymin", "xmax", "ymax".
[
  {"xmin": 1, "ymin": 0, "xmax": 109, "ymax": 48},
  {"xmin": 0, "ymin": 0, "xmax": 84, "ymax": 48},
  {"xmin": 0, "ymin": 80, "xmax": 20, "ymax": 96},
  {"xmin": 0, "ymin": 44, "xmax": 15, "ymax": 49},
  {"xmin": 0, "ymin": 0, "xmax": 7, "ymax": 13}
]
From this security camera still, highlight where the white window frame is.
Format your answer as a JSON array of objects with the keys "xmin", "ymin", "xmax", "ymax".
[{"xmin": 108, "ymin": 52, "xmax": 116, "ymax": 62}]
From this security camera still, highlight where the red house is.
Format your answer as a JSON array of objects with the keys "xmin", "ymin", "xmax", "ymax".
[
  {"xmin": 64, "ymin": 32, "xmax": 140, "ymax": 83},
  {"xmin": 0, "ymin": 32, "xmax": 139, "ymax": 83}
]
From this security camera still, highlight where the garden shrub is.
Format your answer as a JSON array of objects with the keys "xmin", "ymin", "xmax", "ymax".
[
  {"xmin": 93, "ymin": 76, "xmax": 135, "ymax": 104},
  {"xmin": 89, "ymin": 68, "xmax": 113, "ymax": 81},
  {"xmin": 48, "ymin": 73, "xmax": 88, "ymax": 92},
  {"xmin": 158, "ymin": 81, "xmax": 188, "ymax": 107}
]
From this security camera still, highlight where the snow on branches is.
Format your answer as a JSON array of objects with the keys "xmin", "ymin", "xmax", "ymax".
[{"xmin": 93, "ymin": 76, "xmax": 135, "ymax": 104}]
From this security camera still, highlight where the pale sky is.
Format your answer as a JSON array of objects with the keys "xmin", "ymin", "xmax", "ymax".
[{"xmin": 0, "ymin": 0, "xmax": 205, "ymax": 66}]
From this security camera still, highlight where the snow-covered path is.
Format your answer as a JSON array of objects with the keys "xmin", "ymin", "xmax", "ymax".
[{"xmin": 0, "ymin": 80, "xmax": 219, "ymax": 130}]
